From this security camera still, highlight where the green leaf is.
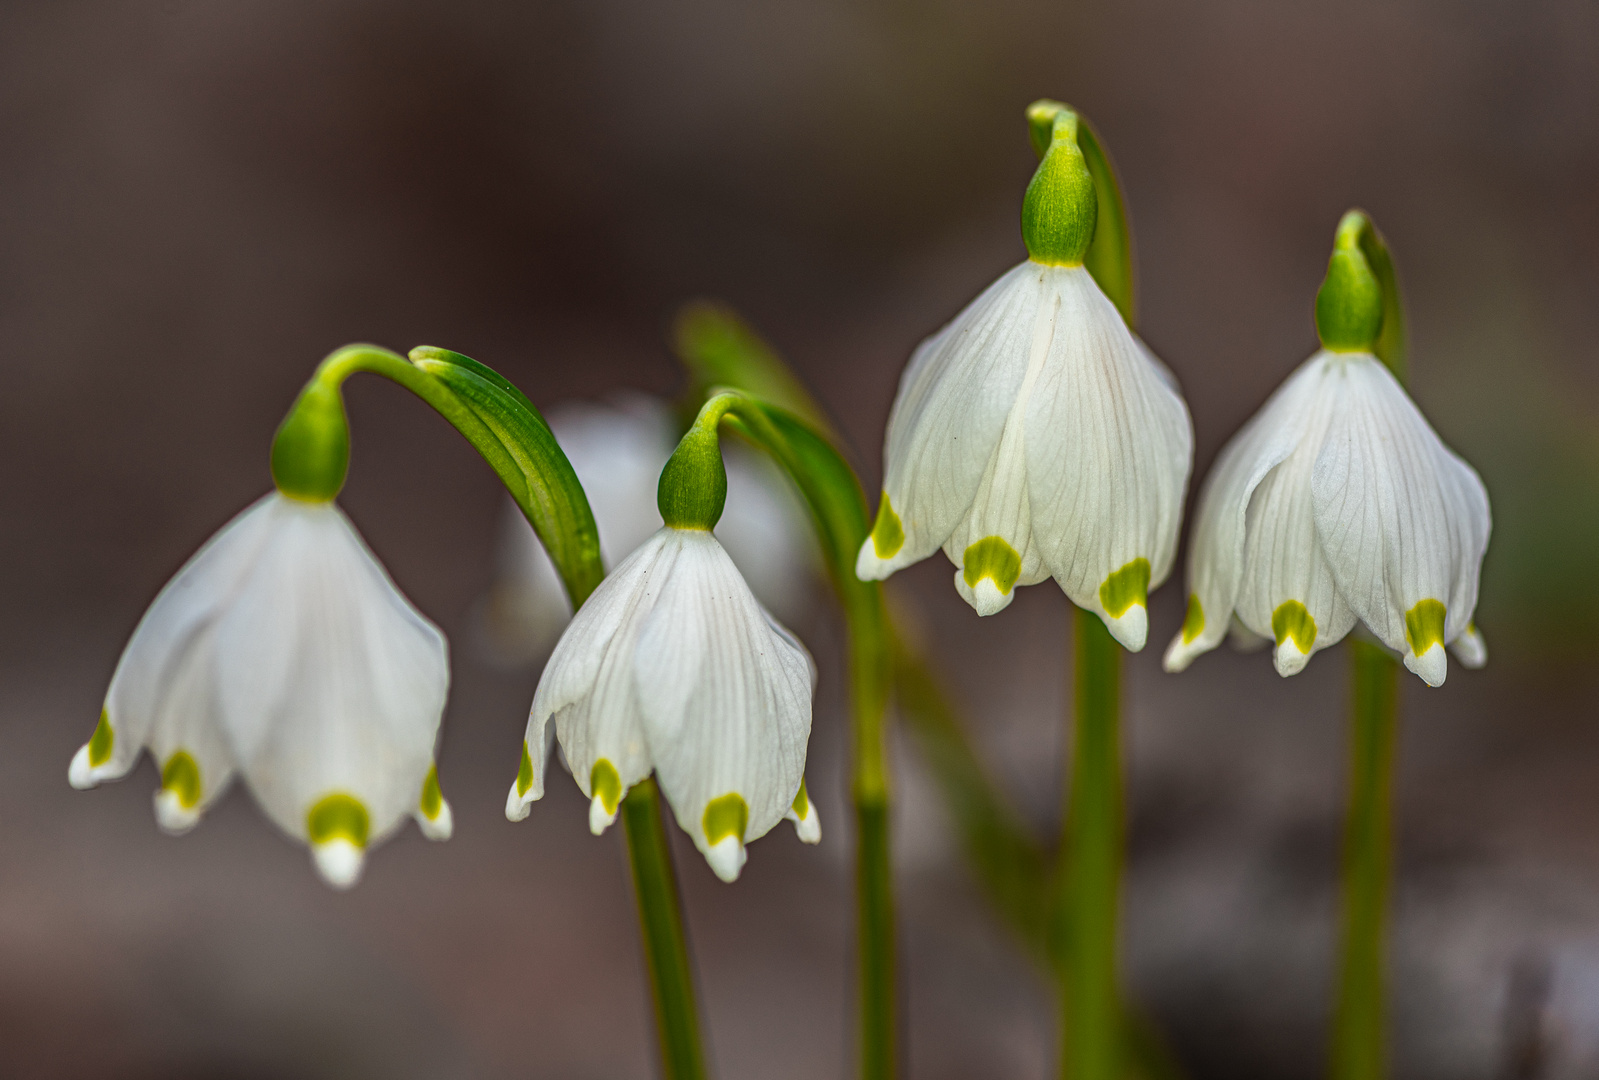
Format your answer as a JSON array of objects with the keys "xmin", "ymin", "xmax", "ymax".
[{"xmin": 409, "ymin": 346, "xmax": 604, "ymax": 608}]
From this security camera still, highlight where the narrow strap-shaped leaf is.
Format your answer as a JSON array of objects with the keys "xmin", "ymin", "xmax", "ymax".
[
  {"xmin": 673, "ymin": 303, "xmax": 835, "ymax": 437},
  {"xmin": 409, "ymin": 346, "xmax": 604, "ymax": 608}
]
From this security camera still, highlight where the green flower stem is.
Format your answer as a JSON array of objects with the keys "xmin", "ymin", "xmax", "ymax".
[
  {"xmin": 1334, "ymin": 639, "xmax": 1399, "ymax": 1080},
  {"xmin": 290, "ymin": 344, "xmax": 604, "ymax": 608},
  {"xmin": 1061, "ymin": 607, "xmax": 1124, "ymax": 1080},
  {"xmin": 624, "ymin": 778, "xmax": 710, "ymax": 1080},
  {"xmin": 685, "ymin": 391, "xmax": 897, "ymax": 1080}
]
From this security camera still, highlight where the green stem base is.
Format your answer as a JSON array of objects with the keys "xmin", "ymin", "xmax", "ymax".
[
  {"xmin": 623, "ymin": 779, "xmax": 708, "ymax": 1080},
  {"xmin": 1333, "ymin": 640, "xmax": 1399, "ymax": 1080},
  {"xmin": 1062, "ymin": 607, "xmax": 1123, "ymax": 1080}
]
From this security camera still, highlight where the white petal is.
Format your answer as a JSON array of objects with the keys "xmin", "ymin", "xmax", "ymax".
[
  {"xmin": 1404, "ymin": 642, "xmax": 1448, "ymax": 688},
  {"xmin": 1450, "ymin": 623, "xmax": 1488, "ymax": 669},
  {"xmin": 1232, "ymin": 355, "xmax": 1358, "ymax": 676},
  {"xmin": 705, "ymin": 835, "xmax": 747, "ymax": 883},
  {"xmin": 524, "ymin": 530, "xmax": 679, "ymax": 826},
  {"xmin": 213, "ymin": 497, "xmax": 448, "ymax": 856},
  {"xmin": 1164, "ymin": 356, "xmax": 1325, "ymax": 672},
  {"xmin": 942, "ymin": 293, "xmax": 1056, "ymax": 616},
  {"xmin": 1310, "ymin": 354, "xmax": 1491, "ymax": 682},
  {"xmin": 312, "ymin": 838, "xmax": 365, "ymax": 890},
  {"xmin": 632, "ymin": 532, "xmax": 814, "ymax": 874},
  {"xmin": 787, "ymin": 797, "xmax": 821, "ymax": 845},
  {"xmin": 1023, "ymin": 267, "xmax": 1193, "ymax": 649},
  {"xmin": 75, "ymin": 496, "xmax": 278, "ymax": 790},
  {"xmin": 860, "ymin": 262, "xmax": 1051, "ymax": 580}
]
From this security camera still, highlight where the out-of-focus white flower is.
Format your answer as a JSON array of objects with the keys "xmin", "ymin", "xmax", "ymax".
[
  {"xmin": 506, "ymin": 526, "xmax": 818, "ymax": 882},
  {"xmin": 69, "ymin": 493, "xmax": 451, "ymax": 888},
  {"xmin": 1163, "ymin": 350, "xmax": 1491, "ymax": 685},
  {"xmin": 856, "ymin": 262, "xmax": 1192, "ymax": 650},
  {"xmin": 482, "ymin": 396, "xmax": 812, "ymax": 662}
]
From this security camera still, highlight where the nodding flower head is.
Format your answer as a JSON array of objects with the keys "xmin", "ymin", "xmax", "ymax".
[{"xmin": 70, "ymin": 493, "xmax": 452, "ymax": 888}]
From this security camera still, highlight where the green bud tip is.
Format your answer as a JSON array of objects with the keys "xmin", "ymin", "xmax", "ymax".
[
  {"xmin": 1315, "ymin": 210, "xmax": 1385, "ymax": 354},
  {"xmin": 270, "ymin": 377, "xmax": 350, "ymax": 502},
  {"xmin": 658, "ymin": 396, "xmax": 732, "ymax": 530},
  {"xmin": 1021, "ymin": 104, "xmax": 1098, "ymax": 267}
]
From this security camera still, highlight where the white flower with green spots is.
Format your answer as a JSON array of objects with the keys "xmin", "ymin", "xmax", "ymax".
[
  {"xmin": 1162, "ymin": 350, "xmax": 1491, "ymax": 685},
  {"xmin": 507, "ymin": 525, "xmax": 818, "ymax": 883},
  {"xmin": 68, "ymin": 493, "xmax": 452, "ymax": 888},
  {"xmin": 484, "ymin": 395, "xmax": 812, "ymax": 663},
  {"xmin": 855, "ymin": 261, "xmax": 1193, "ymax": 649}
]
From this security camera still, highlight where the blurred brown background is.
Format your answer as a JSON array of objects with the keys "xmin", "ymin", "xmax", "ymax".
[{"xmin": 3, "ymin": 1, "xmax": 1598, "ymax": 1077}]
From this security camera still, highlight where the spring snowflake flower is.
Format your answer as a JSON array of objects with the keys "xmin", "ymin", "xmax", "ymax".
[
  {"xmin": 1163, "ymin": 213, "xmax": 1490, "ymax": 686},
  {"xmin": 507, "ymin": 525, "xmax": 818, "ymax": 882},
  {"xmin": 856, "ymin": 111, "xmax": 1191, "ymax": 649},
  {"xmin": 69, "ymin": 493, "xmax": 452, "ymax": 888},
  {"xmin": 483, "ymin": 396, "xmax": 811, "ymax": 661}
]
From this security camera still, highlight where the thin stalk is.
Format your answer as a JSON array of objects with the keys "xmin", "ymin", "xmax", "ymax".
[
  {"xmin": 623, "ymin": 779, "xmax": 709, "ymax": 1080},
  {"xmin": 1333, "ymin": 639, "xmax": 1399, "ymax": 1080},
  {"xmin": 850, "ymin": 591, "xmax": 895, "ymax": 1080},
  {"xmin": 1062, "ymin": 606, "xmax": 1123, "ymax": 1080}
]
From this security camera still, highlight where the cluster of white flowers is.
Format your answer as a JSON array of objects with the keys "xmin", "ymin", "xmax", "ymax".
[
  {"xmin": 71, "ymin": 400, "xmax": 818, "ymax": 887},
  {"xmin": 69, "ymin": 110, "xmax": 1490, "ymax": 894},
  {"xmin": 857, "ymin": 235, "xmax": 1489, "ymax": 684}
]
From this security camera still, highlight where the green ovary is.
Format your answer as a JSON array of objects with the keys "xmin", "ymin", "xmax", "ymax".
[
  {"xmin": 160, "ymin": 751, "xmax": 202, "ymax": 809},
  {"xmin": 703, "ymin": 793, "xmax": 749, "ymax": 845},
  {"xmin": 1272, "ymin": 600, "xmax": 1317, "ymax": 654},
  {"xmin": 1099, "ymin": 558, "xmax": 1151, "ymax": 618},
  {"xmin": 963, "ymin": 536, "xmax": 1023, "ymax": 595},
  {"xmin": 307, "ymin": 793, "xmax": 370, "ymax": 848},
  {"xmin": 516, "ymin": 740, "xmax": 534, "ymax": 797},
  {"xmin": 870, "ymin": 495, "xmax": 905, "ymax": 559},
  {"xmin": 1180, "ymin": 594, "xmax": 1205, "ymax": 644},
  {"xmin": 88, "ymin": 707, "xmax": 114, "ymax": 767},
  {"xmin": 1405, "ymin": 599, "xmax": 1447, "ymax": 655},
  {"xmin": 590, "ymin": 759, "xmax": 623, "ymax": 815},
  {"xmin": 419, "ymin": 764, "xmax": 444, "ymax": 820}
]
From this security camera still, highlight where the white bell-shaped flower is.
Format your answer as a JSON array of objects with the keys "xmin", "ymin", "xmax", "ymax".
[
  {"xmin": 483, "ymin": 396, "xmax": 812, "ymax": 662},
  {"xmin": 506, "ymin": 525, "xmax": 818, "ymax": 882},
  {"xmin": 1163, "ymin": 348, "xmax": 1490, "ymax": 685},
  {"xmin": 69, "ymin": 493, "xmax": 452, "ymax": 887},
  {"xmin": 855, "ymin": 260, "xmax": 1193, "ymax": 649}
]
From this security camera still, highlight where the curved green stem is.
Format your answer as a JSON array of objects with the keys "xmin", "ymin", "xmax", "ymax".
[
  {"xmin": 680, "ymin": 391, "xmax": 897, "ymax": 1080},
  {"xmin": 624, "ymin": 778, "xmax": 709, "ymax": 1080},
  {"xmin": 1334, "ymin": 639, "xmax": 1399, "ymax": 1080},
  {"xmin": 1061, "ymin": 607, "xmax": 1124, "ymax": 1080}
]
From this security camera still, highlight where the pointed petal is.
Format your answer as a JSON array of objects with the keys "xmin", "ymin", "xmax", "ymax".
[
  {"xmin": 1023, "ymin": 267, "xmax": 1193, "ymax": 649},
  {"xmin": 312, "ymin": 838, "xmax": 365, "ymax": 890},
  {"xmin": 1164, "ymin": 356, "xmax": 1326, "ymax": 672},
  {"xmin": 786, "ymin": 778, "xmax": 821, "ymax": 844},
  {"xmin": 862, "ymin": 262, "xmax": 1051, "ymax": 580},
  {"xmin": 413, "ymin": 763, "xmax": 453, "ymax": 840},
  {"xmin": 73, "ymin": 496, "xmax": 278, "ymax": 790},
  {"xmin": 943, "ymin": 299, "xmax": 1056, "ymax": 615},
  {"xmin": 1231, "ymin": 355, "xmax": 1358, "ymax": 675},
  {"xmin": 522, "ymin": 530, "xmax": 678, "ymax": 825},
  {"xmin": 214, "ymin": 498, "xmax": 448, "ymax": 859},
  {"xmin": 1310, "ymin": 355, "xmax": 1492, "ymax": 682},
  {"xmin": 633, "ymin": 532, "xmax": 814, "ymax": 873},
  {"xmin": 1450, "ymin": 623, "xmax": 1488, "ymax": 669}
]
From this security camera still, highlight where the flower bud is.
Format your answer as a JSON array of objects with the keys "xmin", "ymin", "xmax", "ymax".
[
  {"xmin": 1315, "ymin": 211, "xmax": 1385, "ymax": 353},
  {"xmin": 270, "ymin": 379, "xmax": 350, "ymax": 502},
  {"xmin": 657, "ymin": 402, "xmax": 729, "ymax": 530},
  {"xmin": 1021, "ymin": 106, "xmax": 1098, "ymax": 267}
]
